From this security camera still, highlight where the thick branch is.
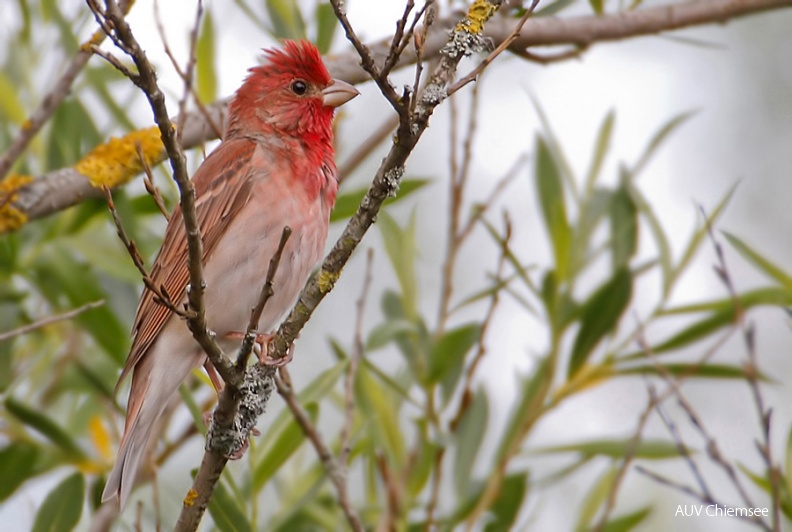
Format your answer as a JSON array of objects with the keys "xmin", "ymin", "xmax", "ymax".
[{"xmin": 3, "ymin": 0, "xmax": 790, "ymax": 234}]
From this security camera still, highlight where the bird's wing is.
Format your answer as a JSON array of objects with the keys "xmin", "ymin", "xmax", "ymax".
[{"xmin": 116, "ymin": 138, "xmax": 259, "ymax": 388}]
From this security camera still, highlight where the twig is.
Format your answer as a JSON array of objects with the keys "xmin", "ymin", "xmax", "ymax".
[
  {"xmin": 275, "ymin": 371, "xmax": 364, "ymax": 532},
  {"xmin": 0, "ymin": 300, "xmax": 105, "ymax": 342},
  {"xmin": 337, "ymin": 114, "xmax": 400, "ymax": 182},
  {"xmin": 103, "ymin": 186, "xmax": 185, "ymax": 317},
  {"xmin": 700, "ymin": 206, "xmax": 781, "ymax": 531},
  {"xmin": 136, "ymin": 143, "xmax": 170, "ymax": 220},
  {"xmin": 339, "ymin": 248, "xmax": 374, "ymax": 466},
  {"xmin": 447, "ymin": 0, "xmax": 541, "ymax": 97},
  {"xmin": 236, "ymin": 227, "xmax": 292, "ymax": 369}
]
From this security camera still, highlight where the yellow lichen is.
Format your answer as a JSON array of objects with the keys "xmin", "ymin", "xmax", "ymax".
[
  {"xmin": 456, "ymin": 0, "xmax": 498, "ymax": 34},
  {"xmin": 73, "ymin": 126, "xmax": 165, "ymax": 189},
  {"xmin": 183, "ymin": 489, "xmax": 199, "ymax": 507},
  {"xmin": 316, "ymin": 270, "xmax": 340, "ymax": 293},
  {"xmin": 0, "ymin": 174, "xmax": 32, "ymax": 233}
]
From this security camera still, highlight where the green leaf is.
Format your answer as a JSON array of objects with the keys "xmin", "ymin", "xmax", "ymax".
[
  {"xmin": 669, "ymin": 183, "xmax": 736, "ymax": 291},
  {"xmin": 366, "ymin": 319, "xmax": 418, "ymax": 351},
  {"xmin": 406, "ymin": 436, "xmax": 437, "ymax": 498},
  {"xmin": 569, "ymin": 268, "xmax": 632, "ymax": 378},
  {"xmin": 631, "ymin": 111, "xmax": 696, "ymax": 177},
  {"xmin": 196, "ymin": 11, "xmax": 218, "ymax": 103},
  {"xmin": 5, "ymin": 398, "xmax": 85, "ymax": 460},
  {"xmin": 533, "ymin": 438, "xmax": 681, "ymax": 460},
  {"xmin": 585, "ymin": 111, "xmax": 615, "ymax": 195},
  {"xmin": 588, "ymin": 0, "xmax": 604, "ymax": 16},
  {"xmin": 723, "ymin": 232, "xmax": 792, "ymax": 290},
  {"xmin": 331, "ymin": 178, "xmax": 430, "ymax": 223},
  {"xmin": 496, "ymin": 357, "xmax": 551, "ymax": 463},
  {"xmin": 0, "ymin": 72, "xmax": 25, "ymax": 124},
  {"xmin": 483, "ymin": 473, "xmax": 528, "ymax": 531},
  {"xmin": 207, "ymin": 476, "xmax": 252, "ymax": 532},
  {"xmin": 314, "ymin": 2, "xmax": 337, "ymax": 54},
  {"xmin": 356, "ymin": 364, "xmax": 406, "ymax": 466},
  {"xmin": 628, "ymin": 183, "xmax": 672, "ymax": 296},
  {"xmin": 454, "ymin": 390, "xmax": 489, "ymax": 498},
  {"xmin": 536, "ymin": 136, "xmax": 572, "ymax": 280},
  {"xmin": 0, "ymin": 443, "xmax": 39, "ymax": 501},
  {"xmin": 576, "ymin": 465, "xmax": 617, "ymax": 530},
  {"xmin": 610, "ymin": 174, "xmax": 638, "ymax": 268},
  {"xmin": 571, "ymin": 188, "xmax": 612, "ymax": 276},
  {"xmin": 535, "ymin": 0, "xmax": 577, "ymax": 17},
  {"xmin": 616, "ymin": 363, "xmax": 766, "ymax": 381},
  {"xmin": 253, "ymin": 403, "xmax": 318, "ymax": 492},
  {"xmin": 379, "ymin": 211, "xmax": 419, "ymax": 319},
  {"xmin": 428, "ymin": 323, "xmax": 481, "ymax": 384},
  {"xmin": 266, "ymin": 0, "xmax": 306, "ymax": 40},
  {"xmin": 600, "ymin": 507, "xmax": 652, "ymax": 532},
  {"xmin": 31, "ymin": 472, "xmax": 85, "ymax": 532}
]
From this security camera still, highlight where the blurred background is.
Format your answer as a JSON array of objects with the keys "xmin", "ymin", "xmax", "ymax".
[{"xmin": 1, "ymin": 1, "xmax": 791, "ymax": 530}]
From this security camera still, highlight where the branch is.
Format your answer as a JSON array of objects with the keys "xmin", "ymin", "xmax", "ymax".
[
  {"xmin": 0, "ymin": 300, "xmax": 105, "ymax": 342},
  {"xmin": 4, "ymin": 0, "xmax": 789, "ymax": 234}
]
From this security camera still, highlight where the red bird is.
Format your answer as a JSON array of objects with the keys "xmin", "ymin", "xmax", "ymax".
[{"xmin": 102, "ymin": 40, "xmax": 358, "ymax": 509}]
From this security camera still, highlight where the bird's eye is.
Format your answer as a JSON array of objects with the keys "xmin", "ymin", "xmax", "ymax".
[{"xmin": 291, "ymin": 80, "xmax": 308, "ymax": 95}]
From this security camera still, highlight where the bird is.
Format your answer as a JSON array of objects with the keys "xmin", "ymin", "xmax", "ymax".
[{"xmin": 101, "ymin": 40, "xmax": 358, "ymax": 510}]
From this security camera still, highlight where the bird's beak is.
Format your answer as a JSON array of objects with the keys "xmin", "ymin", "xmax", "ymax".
[{"xmin": 322, "ymin": 79, "xmax": 359, "ymax": 108}]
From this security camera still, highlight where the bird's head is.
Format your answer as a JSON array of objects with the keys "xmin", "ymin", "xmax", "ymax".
[{"xmin": 227, "ymin": 40, "xmax": 358, "ymax": 141}]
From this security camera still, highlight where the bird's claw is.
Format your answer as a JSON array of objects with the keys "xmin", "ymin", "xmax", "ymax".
[{"xmin": 252, "ymin": 333, "xmax": 294, "ymax": 367}]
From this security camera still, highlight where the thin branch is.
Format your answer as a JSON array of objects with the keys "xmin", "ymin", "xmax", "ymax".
[
  {"xmin": 339, "ymin": 248, "xmax": 374, "ymax": 466},
  {"xmin": 0, "ymin": 300, "xmax": 105, "ymax": 342},
  {"xmin": 447, "ymin": 0, "xmax": 540, "ymax": 97},
  {"xmin": 275, "ymin": 370, "xmax": 364, "ymax": 532}
]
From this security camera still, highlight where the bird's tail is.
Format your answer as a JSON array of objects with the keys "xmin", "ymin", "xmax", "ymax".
[{"xmin": 102, "ymin": 346, "xmax": 203, "ymax": 510}]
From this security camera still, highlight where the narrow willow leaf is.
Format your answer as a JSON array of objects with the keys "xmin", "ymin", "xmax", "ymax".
[
  {"xmin": 265, "ymin": 0, "xmax": 306, "ymax": 39},
  {"xmin": 628, "ymin": 183, "xmax": 673, "ymax": 296},
  {"xmin": 0, "ymin": 72, "xmax": 25, "ymax": 124},
  {"xmin": 536, "ymin": 136, "xmax": 572, "ymax": 280},
  {"xmin": 585, "ymin": 111, "xmax": 615, "ymax": 195},
  {"xmin": 31, "ymin": 472, "xmax": 84, "ymax": 532},
  {"xmin": 0, "ymin": 443, "xmax": 39, "ymax": 501},
  {"xmin": 208, "ymin": 477, "xmax": 252, "ymax": 532},
  {"xmin": 496, "ymin": 357, "xmax": 551, "ymax": 463},
  {"xmin": 314, "ymin": 2, "xmax": 337, "ymax": 54},
  {"xmin": 535, "ymin": 0, "xmax": 576, "ymax": 17},
  {"xmin": 669, "ymin": 182, "xmax": 737, "ymax": 291},
  {"xmin": 428, "ymin": 323, "xmax": 481, "ymax": 384},
  {"xmin": 723, "ymin": 232, "xmax": 792, "ymax": 290},
  {"xmin": 454, "ymin": 390, "xmax": 489, "ymax": 498},
  {"xmin": 379, "ymin": 211, "xmax": 419, "ymax": 320},
  {"xmin": 483, "ymin": 473, "xmax": 528, "ymax": 531},
  {"xmin": 366, "ymin": 319, "xmax": 418, "ymax": 351},
  {"xmin": 196, "ymin": 11, "xmax": 218, "ymax": 103},
  {"xmin": 632, "ymin": 111, "xmax": 696, "ymax": 177},
  {"xmin": 616, "ymin": 363, "xmax": 766, "ymax": 381},
  {"xmin": 533, "ymin": 438, "xmax": 680, "ymax": 459},
  {"xmin": 610, "ymin": 173, "xmax": 638, "ymax": 269},
  {"xmin": 576, "ymin": 465, "xmax": 617, "ymax": 530},
  {"xmin": 356, "ymin": 364, "xmax": 406, "ymax": 466},
  {"xmin": 601, "ymin": 507, "xmax": 652, "ymax": 532},
  {"xmin": 406, "ymin": 438, "xmax": 438, "ymax": 498},
  {"xmin": 253, "ymin": 403, "xmax": 318, "ymax": 492},
  {"xmin": 331, "ymin": 178, "xmax": 430, "ymax": 222},
  {"xmin": 569, "ymin": 268, "xmax": 632, "ymax": 378},
  {"xmin": 589, "ymin": 0, "xmax": 604, "ymax": 15},
  {"xmin": 5, "ymin": 398, "xmax": 85, "ymax": 460},
  {"xmin": 571, "ymin": 188, "xmax": 612, "ymax": 276}
]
